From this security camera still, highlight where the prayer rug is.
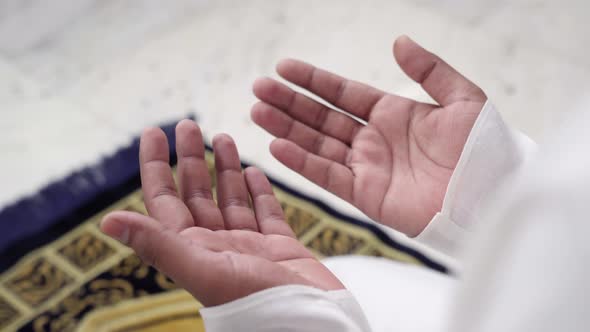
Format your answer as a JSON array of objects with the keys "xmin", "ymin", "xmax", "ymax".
[{"xmin": 0, "ymin": 121, "xmax": 446, "ymax": 332}]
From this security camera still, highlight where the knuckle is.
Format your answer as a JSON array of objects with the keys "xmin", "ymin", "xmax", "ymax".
[
  {"xmin": 185, "ymin": 188, "xmax": 213, "ymax": 201},
  {"xmin": 152, "ymin": 185, "xmax": 178, "ymax": 199},
  {"xmin": 311, "ymin": 134, "xmax": 325, "ymax": 154},
  {"xmin": 220, "ymin": 197, "xmax": 249, "ymax": 209}
]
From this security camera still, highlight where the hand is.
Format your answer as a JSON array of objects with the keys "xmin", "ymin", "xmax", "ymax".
[
  {"xmin": 100, "ymin": 120, "xmax": 343, "ymax": 307},
  {"xmin": 251, "ymin": 36, "xmax": 487, "ymax": 236}
]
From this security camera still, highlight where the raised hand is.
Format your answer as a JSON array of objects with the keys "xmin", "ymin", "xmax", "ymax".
[
  {"xmin": 251, "ymin": 36, "xmax": 487, "ymax": 236},
  {"xmin": 100, "ymin": 120, "xmax": 343, "ymax": 307}
]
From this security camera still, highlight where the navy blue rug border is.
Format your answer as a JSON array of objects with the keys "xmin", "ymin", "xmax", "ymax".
[{"xmin": 0, "ymin": 120, "xmax": 180, "ymax": 272}]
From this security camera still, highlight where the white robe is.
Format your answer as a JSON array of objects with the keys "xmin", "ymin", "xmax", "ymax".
[{"xmin": 200, "ymin": 101, "xmax": 590, "ymax": 331}]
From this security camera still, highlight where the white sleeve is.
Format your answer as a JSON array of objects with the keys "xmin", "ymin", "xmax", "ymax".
[
  {"xmin": 414, "ymin": 101, "xmax": 536, "ymax": 258},
  {"xmin": 450, "ymin": 103, "xmax": 590, "ymax": 332},
  {"xmin": 199, "ymin": 101, "xmax": 536, "ymax": 332},
  {"xmin": 200, "ymin": 285, "xmax": 372, "ymax": 332}
]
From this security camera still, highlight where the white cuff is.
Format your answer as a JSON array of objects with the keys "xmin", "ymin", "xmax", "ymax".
[
  {"xmin": 201, "ymin": 285, "xmax": 371, "ymax": 332},
  {"xmin": 415, "ymin": 101, "xmax": 536, "ymax": 258}
]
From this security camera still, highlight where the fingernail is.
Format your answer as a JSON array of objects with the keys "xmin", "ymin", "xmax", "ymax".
[{"xmin": 100, "ymin": 219, "xmax": 130, "ymax": 245}]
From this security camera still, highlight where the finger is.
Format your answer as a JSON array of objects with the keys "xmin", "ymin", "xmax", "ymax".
[
  {"xmin": 140, "ymin": 127, "xmax": 193, "ymax": 231},
  {"xmin": 176, "ymin": 120, "xmax": 225, "ymax": 230},
  {"xmin": 270, "ymin": 139, "xmax": 354, "ymax": 202},
  {"xmin": 252, "ymin": 77, "xmax": 363, "ymax": 145},
  {"xmin": 213, "ymin": 134, "xmax": 258, "ymax": 231},
  {"xmin": 243, "ymin": 167, "xmax": 295, "ymax": 238},
  {"xmin": 100, "ymin": 211, "xmax": 233, "ymax": 306},
  {"xmin": 275, "ymin": 59, "xmax": 386, "ymax": 121},
  {"xmin": 393, "ymin": 35, "xmax": 486, "ymax": 106},
  {"xmin": 251, "ymin": 102, "xmax": 351, "ymax": 164},
  {"xmin": 100, "ymin": 211, "xmax": 191, "ymax": 269}
]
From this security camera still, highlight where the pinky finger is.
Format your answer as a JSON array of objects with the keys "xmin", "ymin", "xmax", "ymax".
[
  {"xmin": 244, "ymin": 167, "xmax": 295, "ymax": 238},
  {"xmin": 270, "ymin": 139, "xmax": 354, "ymax": 203}
]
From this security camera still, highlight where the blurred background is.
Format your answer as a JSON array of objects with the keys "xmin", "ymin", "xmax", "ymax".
[{"xmin": 1, "ymin": 0, "xmax": 589, "ymax": 225}]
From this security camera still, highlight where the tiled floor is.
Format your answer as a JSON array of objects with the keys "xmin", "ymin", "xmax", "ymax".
[{"xmin": 1, "ymin": 0, "xmax": 589, "ymax": 247}]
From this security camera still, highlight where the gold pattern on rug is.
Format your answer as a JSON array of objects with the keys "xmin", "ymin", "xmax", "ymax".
[{"xmin": 0, "ymin": 151, "xmax": 423, "ymax": 331}]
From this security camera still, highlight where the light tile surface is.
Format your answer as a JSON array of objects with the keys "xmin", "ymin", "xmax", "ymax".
[{"xmin": 1, "ymin": 0, "xmax": 588, "ymax": 250}]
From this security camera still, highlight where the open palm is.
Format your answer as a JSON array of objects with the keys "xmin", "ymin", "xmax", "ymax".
[
  {"xmin": 100, "ymin": 120, "xmax": 343, "ymax": 307},
  {"xmin": 252, "ymin": 36, "xmax": 486, "ymax": 236}
]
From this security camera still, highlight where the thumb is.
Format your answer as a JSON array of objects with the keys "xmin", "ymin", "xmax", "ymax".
[
  {"xmin": 100, "ymin": 211, "xmax": 240, "ymax": 306},
  {"xmin": 100, "ymin": 211, "xmax": 189, "ymax": 277},
  {"xmin": 100, "ymin": 211, "xmax": 298, "ymax": 306},
  {"xmin": 393, "ymin": 35, "xmax": 486, "ymax": 106}
]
